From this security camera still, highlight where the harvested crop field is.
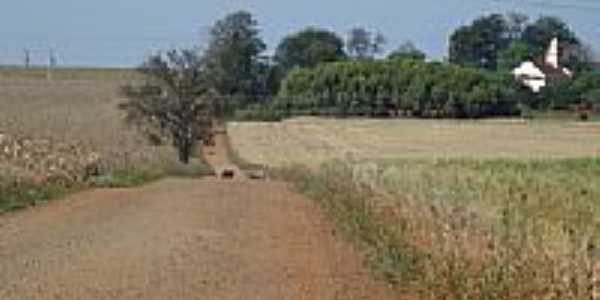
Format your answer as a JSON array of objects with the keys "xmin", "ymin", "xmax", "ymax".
[
  {"xmin": 228, "ymin": 117, "xmax": 600, "ymax": 167},
  {"xmin": 0, "ymin": 69, "xmax": 176, "ymax": 182},
  {"xmin": 232, "ymin": 118, "xmax": 600, "ymax": 298}
]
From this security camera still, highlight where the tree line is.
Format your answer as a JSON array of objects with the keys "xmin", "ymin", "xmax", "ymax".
[
  {"xmin": 449, "ymin": 12, "xmax": 590, "ymax": 71},
  {"xmin": 119, "ymin": 10, "xmax": 600, "ymax": 163},
  {"xmin": 269, "ymin": 59, "xmax": 526, "ymax": 119}
]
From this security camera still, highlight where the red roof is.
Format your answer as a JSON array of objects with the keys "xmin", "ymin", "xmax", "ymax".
[{"xmin": 533, "ymin": 58, "xmax": 572, "ymax": 81}]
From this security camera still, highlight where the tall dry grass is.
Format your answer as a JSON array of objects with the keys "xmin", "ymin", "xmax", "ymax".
[
  {"xmin": 282, "ymin": 159, "xmax": 600, "ymax": 299},
  {"xmin": 230, "ymin": 118, "xmax": 600, "ymax": 299}
]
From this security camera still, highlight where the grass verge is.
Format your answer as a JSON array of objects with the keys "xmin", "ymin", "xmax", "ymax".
[
  {"xmin": 276, "ymin": 164, "xmax": 424, "ymax": 288},
  {"xmin": 90, "ymin": 157, "xmax": 214, "ymax": 188},
  {"xmin": 278, "ymin": 158, "xmax": 600, "ymax": 299},
  {"xmin": 0, "ymin": 178, "xmax": 79, "ymax": 214},
  {"xmin": 1, "ymin": 158, "xmax": 214, "ymax": 214}
]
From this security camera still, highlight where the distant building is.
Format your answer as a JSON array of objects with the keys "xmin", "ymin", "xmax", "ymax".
[{"xmin": 512, "ymin": 38, "xmax": 573, "ymax": 93}]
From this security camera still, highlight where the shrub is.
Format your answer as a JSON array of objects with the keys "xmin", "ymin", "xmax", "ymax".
[
  {"xmin": 0, "ymin": 177, "xmax": 72, "ymax": 213},
  {"xmin": 233, "ymin": 104, "xmax": 285, "ymax": 122}
]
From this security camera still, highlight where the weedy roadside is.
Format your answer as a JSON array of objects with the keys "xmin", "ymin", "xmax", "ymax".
[{"xmin": 278, "ymin": 159, "xmax": 600, "ymax": 299}]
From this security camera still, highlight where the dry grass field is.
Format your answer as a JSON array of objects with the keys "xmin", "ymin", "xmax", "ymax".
[
  {"xmin": 3, "ymin": 67, "xmax": 600, "ymax": 298},
  {"xmin": 0, "ymin": 68, "xmax": 177, "ymax": 184},
  {"xmin": 230, "ymin": 117, "xmax": 600, "ymax": 299},
  {"xmin": 229, "ymin": 117, "xmax": 600, "ymax": 167}
]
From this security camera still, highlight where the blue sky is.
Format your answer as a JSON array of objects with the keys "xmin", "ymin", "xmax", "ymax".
[{"xmin": 1, "ymin": 0, "xmax": 598, "ymax": 67}]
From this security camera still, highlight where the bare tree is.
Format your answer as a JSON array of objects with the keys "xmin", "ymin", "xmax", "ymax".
[
  {"xmin": 120, "ymin": 49, "xmax": 214, "ymax": 164},
  {"xmin": 346, "ymin": 27, "xmax": 386, "ymax": 60}
]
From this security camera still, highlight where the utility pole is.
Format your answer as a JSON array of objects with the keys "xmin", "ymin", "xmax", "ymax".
[
  {"xmin": 47, "ymin": 48, "xmax": 57, "ymax": 81},
  {"xmin": 23, "ymin": 48, "xmax": 30, "ymax": 69}
]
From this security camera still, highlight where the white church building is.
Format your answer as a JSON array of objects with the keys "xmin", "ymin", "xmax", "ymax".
[{"xmin": 512, "ymin": 38, "xmax": 573, "ymax": 93}]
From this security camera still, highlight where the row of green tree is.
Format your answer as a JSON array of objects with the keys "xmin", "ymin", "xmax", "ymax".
[
  {"xmin": 448, "ymin": 12, "xmax": 591, "ymax": 71},
  {"xmin": 199, "ymin": 11, "xmax": 396, "ymax": 100},
  {"xmin": 268, "ymin": 58, "xmax": 527, "ymax": 119},
  {"xmin": 140, "ymin": 10, "xmax": 597, "ymax": 113},
  {"xmin": 119, "ymin": 10, "xmax": 600, "ymax": 163},
  {"xmin": 262, "ymin": 59, "xmax": 600, "ymax": 120},
  {"xmin": 267, "ymin": 11, "xmax": 600, "ymax": 119},
  {"xmin": 447, "ymin": 12, "xmax": 600, "ymax": 113},
  {"xmin": 538, "ymin": 70, "xmax": 600, "ymax": 110},
  {"xmin": 197, "ymin": 10, "xmax": 600, "ymax": 118}
]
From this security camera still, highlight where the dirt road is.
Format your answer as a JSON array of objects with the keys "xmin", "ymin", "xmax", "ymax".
[{"xmin": 0, "ymin": 134, "xmax": 398, "ymax": 299}]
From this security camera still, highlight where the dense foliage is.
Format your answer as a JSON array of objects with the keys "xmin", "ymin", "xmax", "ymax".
[
  {"xmin": 388, "ymin": 41, "xmax": 426, "ymax": 62},
  {"xmin": 195, "ymin": 11, "xmax": 597, "ymax": 122},
  {"xmin": 449, "ymin": 13, "xmax": 584, "ymax": 70},
  {"xmin": 522, "ymin": 16, "xmax": 580, "ymax": 61},
  {"xmin": 202, "ymin": 11, "xmax": 268, "ymax": 97},
  {"xmin": 126, "ymin": 10, "xmax": 598, "ymax": 124},
  {"xmin": 450, "ymin": 13, "xmax": 512, "ymax": 70},
  {"xmin": 539, "ymin": 70, "xmax": 600, "ymax": 110},
  {"xmin": 274, "ymin": 59, "xmax": 528, "ymax": 118},
  {"xmin": 274, "ymin": 27, "xmax": 347, "ymax": 73}
]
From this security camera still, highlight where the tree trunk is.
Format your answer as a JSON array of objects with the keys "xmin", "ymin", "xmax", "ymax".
[{"xmin": 178, "ymin": 140, "xmax": 191, "ymax": 164}]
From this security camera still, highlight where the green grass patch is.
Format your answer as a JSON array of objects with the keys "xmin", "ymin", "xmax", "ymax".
[
  {"xmin": 0, "ymin": 178, "xmax": 78, "ymax": 214},
  {"xmin": 1, "ymin": 159, "xmax": 214, "ymax": 214},
  {"xmin": 87, "ymin": 168, "xmax": 164, "ymax": 188},
  {"xmin": 89, "ymin": 159, "xmax": 214, "ymax": 188}
]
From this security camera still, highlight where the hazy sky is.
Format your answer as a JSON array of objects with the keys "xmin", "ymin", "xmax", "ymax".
[{"xmin": 1, "ymin": 0, "xmax": 598, "ymax": 67}]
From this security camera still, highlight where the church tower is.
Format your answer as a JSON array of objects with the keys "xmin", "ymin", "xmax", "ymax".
[{"xmin": 545, "ymin": 37, "xmax": 560, "ymax": 69}]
